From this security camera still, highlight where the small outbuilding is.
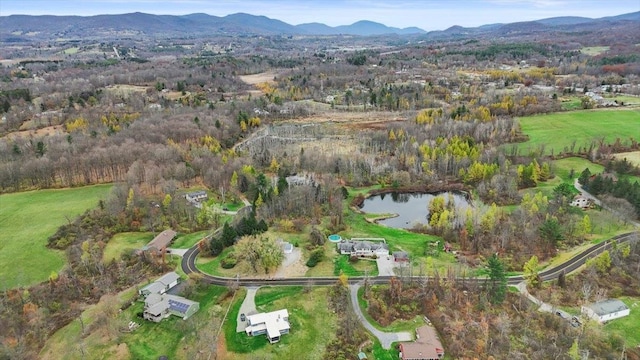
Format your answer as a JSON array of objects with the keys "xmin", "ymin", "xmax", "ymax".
[
  {"xmin": 581, "ymin": 299, "xmax": 630, "ymax": 323},
  {"xmin": 393, "ymin": 251, "xmax": 410, "ymax": 262}
]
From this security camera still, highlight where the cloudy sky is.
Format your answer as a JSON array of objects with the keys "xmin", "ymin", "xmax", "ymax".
[{"xmin": 1, "ymin": 0, "xmax": 638, "ymax": 30}]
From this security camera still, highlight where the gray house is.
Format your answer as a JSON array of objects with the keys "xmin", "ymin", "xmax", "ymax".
[
  {"xmin": 581, "ymin": 299, "xmax": 630, "ymax": 323},
  {"xmin": 337, "ymin": 240, "xmax": 389, "ymax": 258},
  {"xmin": 143, "ymin": 293, "xmax": 200, "ymax": 322},
  {"xmin": 139, "ymin": 272, "xmax": 180, "ymax": 298}
]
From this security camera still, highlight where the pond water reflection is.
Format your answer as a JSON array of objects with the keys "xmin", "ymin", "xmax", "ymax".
[{"xmin": 359, "ymin": 192, "xmax": 470, "ymax": 229}]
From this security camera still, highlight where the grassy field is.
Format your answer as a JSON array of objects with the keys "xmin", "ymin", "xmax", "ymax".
[
  {"xmin": 334, "ymin": 255, "xmax": 379, "ymax": 276},
  {"xmin": 510, "ymin": 109, "xmax": 640, "ymax": 156},
  {"xmin": 171, "ymin": 230, "xmax": 210, "ymax": 249},
  {"xmin": 103, "ymin": 232, "xmax": 153, "ymax": 263},
  {"xmin": 39, "ymin": 286, "xmax": 141, "ymax": 359},
  {"xmin": 603, "ymin": 297, "xmax": 640, "ymax": 347},
  {"xmin": 224, "ymin": 286, "xmax": 337, "ymax": 359},
  {"xmin": 613, "ymin": 151, "xmax": 640, "ymax": 167},
  {"xmin": 580, "ymin": 46, "xmax": 610, "ymax": 56},
  {"xmin": 40, "ymin": 283, "xmax": 230, "ymax": 360},
  {"xmin": 0, "ymin": 184, "xmax": 112, "ymax": 290}
]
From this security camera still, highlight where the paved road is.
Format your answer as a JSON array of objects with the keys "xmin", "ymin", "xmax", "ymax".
[
  {"xmin": 349, "ymin": 283, "xmax": 412, "ymax": 349},
  {"xmin": 182, "ymin": 231, "xmax": 639, "ymax": 287}
]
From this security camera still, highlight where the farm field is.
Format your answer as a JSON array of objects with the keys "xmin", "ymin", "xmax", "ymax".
[
  {"xmin": 580, "ymin": 46, "xmax": 610, "ymax": 55},
  {"xmin": 0, "ymin": 184, "xmax": 112, "ymax": 290},
  {"xmin": 510, "ymin": 109, "xmax": 640, "ymax": 156}
]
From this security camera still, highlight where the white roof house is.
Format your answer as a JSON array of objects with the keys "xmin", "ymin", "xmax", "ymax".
[
  {"xmin": 581, "ymin": 299, "xmax": 630, "ymax": 323},
  {"xmin": 245, "ymin": 309, "xmax": 290, "ymax": 344}
]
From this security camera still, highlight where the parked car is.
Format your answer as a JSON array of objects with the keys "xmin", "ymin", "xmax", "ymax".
[
  {"xmin": 570, "ymin": 316, "xmax": 582, "ymax": 327},
  {"xmin": 240, "ymin": 313, "xmax": 246, "ymax": 322}
]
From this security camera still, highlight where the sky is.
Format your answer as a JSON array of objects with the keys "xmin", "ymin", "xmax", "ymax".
[{"xmin": 1, "ymin": 0, "xmax": 638, "ymax": 30}]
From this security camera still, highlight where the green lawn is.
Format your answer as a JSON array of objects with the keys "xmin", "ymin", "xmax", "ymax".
[
  {"xmin": 510, "ymin": 109, "xmax": 640, "ymax": 156},
  {"xmin": 103, "ymin": 232, "xmax": 153, "ymax": 263},
  {"xmin": 0, "ymin": 184, "xmax": 112, "ymax": 290},
  {"xmin": 224, "ymin": 286, "xmax": 337, "ymax": 359},
  {"xmin": 334, "ymin": 255, "xmax": 379, "ymax": 276},
  {"xmin": 580, "ymin": 46, "xmax": 610, "ymax": 56},
  {"xmin": 552, "ymin": 157, "xmax": 605, "ymax": 182},
  {"xmin": 171, "ymin": 230, "xmax": 210, "ymax": 249},
  {"xmin": 603, "ymin": 297, "xmax": 640, "ymax": 347}
]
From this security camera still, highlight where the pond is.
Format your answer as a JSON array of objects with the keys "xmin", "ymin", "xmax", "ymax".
[{"xmin": 359, "ymin": 192, "xmax": 471, "ymax": 229}]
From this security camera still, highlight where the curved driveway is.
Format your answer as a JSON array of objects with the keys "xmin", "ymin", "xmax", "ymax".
[{"xmin": 349, "ymin": 283, "xmax": 412, "ymax": 349}]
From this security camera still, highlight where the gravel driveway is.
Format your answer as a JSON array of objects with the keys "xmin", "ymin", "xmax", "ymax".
[
  {"xmin": 376, "ymin": 255, "xmax": 396, "ymax": 276},
  {"xmin": 236, "ymin": 287, "xmax": 259, "ymax": 333}
]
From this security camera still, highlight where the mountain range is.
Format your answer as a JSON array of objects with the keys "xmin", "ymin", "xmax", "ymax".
[{"xmin": 1, "ymin": 11, "xmax": 638, "ymax": 41}]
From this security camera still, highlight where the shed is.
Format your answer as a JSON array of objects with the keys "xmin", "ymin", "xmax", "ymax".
[
  {"xmin": 393, "ymin": 251, "xmax": 409, "ymax": 262},
  {"xmin": 358, "ymin": 352, "xmax": 368, "ymax": 360}
]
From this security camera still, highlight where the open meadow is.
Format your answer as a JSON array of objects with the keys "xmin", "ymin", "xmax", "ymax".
[
  {"xmin": 0, "ymin": 184, "xmax": 112, "ymax": 290},
  {"xmin": 511, "ymin": 109, "xmax": 640, "ymax": 156},
  {"xmin": 223, "ymin": 286, "xmax": 337, "ymax": 360}
]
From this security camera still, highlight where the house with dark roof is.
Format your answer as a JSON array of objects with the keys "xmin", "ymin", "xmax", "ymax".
[
  {"xmin": 143, "ymin": 293, "xmax": 200, "ymax": 322},
  {"xmin": 337, "ymin": 240, "xmax": 389, "ymax": 258},
  {"xmin": 399, "ymin": 325, "xmax": 445, "ymax": 360},
  {"xmin": 581, "ymin": 299, "xmax": 630, "ymax": 323},
  {"xmin": 393, "ymin": 251, "xmax": 410, "ymax": 262},
  {"xmin": 139, "ymin": 272, "xmax": 180, "ymax": 298},
  {"xmin": 144, "ymin": 229, "xmax": 177, "ymax": 253}
]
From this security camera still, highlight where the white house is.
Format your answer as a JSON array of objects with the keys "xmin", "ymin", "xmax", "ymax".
[
  {"xmin": 139, "ymin": 272, "xmax": 180, "ymax": 298},
  {"xmin": 581, "ymin": 299, "xmax": 630, "ymax": 323},
  {"xmin": 245, "ymin": 309, "xmax": 290, "ymax": 344}
]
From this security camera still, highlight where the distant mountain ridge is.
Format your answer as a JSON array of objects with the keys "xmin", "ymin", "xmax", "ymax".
[{"xmin": 0, "ymin": 11, "xmax": 638, "ymax": 41}]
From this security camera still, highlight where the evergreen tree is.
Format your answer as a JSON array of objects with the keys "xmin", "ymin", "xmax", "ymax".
[
  {"xmin": 220, "ymin": 222, "xmax": 237, "ymax": 247},
  {"xmin": 487, "ymin": 254, "xmax": 507, "ymax": 305}
]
